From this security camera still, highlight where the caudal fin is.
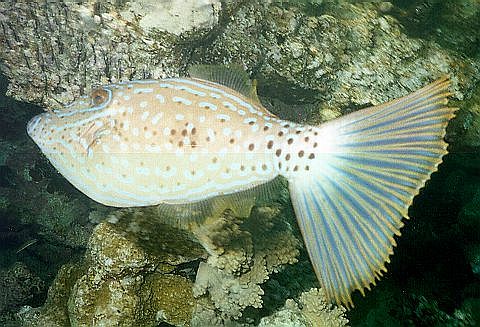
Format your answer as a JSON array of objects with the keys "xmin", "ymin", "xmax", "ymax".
[{"xmin": 288, "ymin": 77, "xmax": 456, "ymax": 307}]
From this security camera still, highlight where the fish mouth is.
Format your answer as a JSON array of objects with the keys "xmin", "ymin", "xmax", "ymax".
[
  {"xmin": 27, "ymin": 113, "xmax": 49, "ymax": 140},
  {"xmin": 27, "ymin": 115, "xmax": 42, "ymax": 137}
]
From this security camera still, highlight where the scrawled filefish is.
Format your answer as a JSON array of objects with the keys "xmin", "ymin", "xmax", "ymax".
[{"xmin": 27, "ymin": 66, "xmax": 456, "ymax": 307}]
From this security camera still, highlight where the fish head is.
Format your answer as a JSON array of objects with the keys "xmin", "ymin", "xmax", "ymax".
[
  {"xmin": 27, "ymin": 86, "xmax": 114, "ymax": 154},
  {"xmin": 26, "ymin": 86, "xmax": 121, "ymax": 191}
]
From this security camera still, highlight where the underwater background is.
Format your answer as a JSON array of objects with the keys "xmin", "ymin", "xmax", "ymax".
[{"xmin": 0, "ymin": 0, "xmax": 479, "ymax": 326}]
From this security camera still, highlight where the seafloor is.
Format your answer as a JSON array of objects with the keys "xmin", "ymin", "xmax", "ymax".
[{"xmin": 0, "ymin": 0, "xmax": 479, "ymax": 326}]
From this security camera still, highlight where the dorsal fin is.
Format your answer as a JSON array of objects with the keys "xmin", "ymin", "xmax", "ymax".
[
  {"xmin": 188, "ymin": 64, "xmax": 254, "ymax": 98},
  {"xmin": 188, "ymin": 64, "xmax": 278, "ymax": 118}
]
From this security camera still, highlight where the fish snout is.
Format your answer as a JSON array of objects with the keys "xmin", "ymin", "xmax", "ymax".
[{"xmin": 27, "ymin": 113, "xmax": 49, "ymax": 140}]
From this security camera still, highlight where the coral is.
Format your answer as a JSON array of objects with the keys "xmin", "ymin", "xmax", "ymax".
[
  {"xmin": 192, "ymin": 203, "xmax": 301, "ymax": 322},
  {"xmin": 391, "ymin": 0, "xmax": 480, "ymax": 56},
  {"xmin": 193, "ymin": 1, "xmax": 478, "ymax": 119},
  {"xmin": 0, "ymin": 1, "xmax": 192, "ymax": 109},
  {"xmin": 448, "ymin": 81, "xmax": 480, "ymax": 148},
  {"xmin": 119, "ymin": 0, "xmax": 221, "ymax": 35},
  {"xmin": 18, "ymin": 209, "xmax": 206, "ymax": 327},
  {"xmin": 258, "ymin": 288, "xmax": 348, "ymax": 327},
  {"xmin": 0, "ymin": 262, "xmax": 45, "ymax": 322},
  {"xmin": 1, "ymin": 0, "xmax": 479, "ymax": 325},
  {"xmin": 17, "ymin": 263, "xmax": 82, "ymax": 327}
]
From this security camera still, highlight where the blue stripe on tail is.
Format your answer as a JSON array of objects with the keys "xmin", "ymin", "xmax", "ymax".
[{"xmin": 287, "ymin": 77, "xmax": 456, "ymax": 307}]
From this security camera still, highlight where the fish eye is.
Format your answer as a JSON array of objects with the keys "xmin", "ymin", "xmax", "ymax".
[{"xmin": 91, "ymin": 88, "xmax": 109, "ymax": 106}]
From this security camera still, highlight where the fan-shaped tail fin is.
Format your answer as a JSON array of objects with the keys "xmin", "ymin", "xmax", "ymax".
[{"xmin": 288, "ymin": 77, "xmax": 456, "ymax": 307}]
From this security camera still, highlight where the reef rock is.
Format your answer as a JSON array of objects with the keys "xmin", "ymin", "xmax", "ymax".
[
  {"xmin": 0, "ymin": 262, "xmax": 45, "ymax": 325},
  {"xmin": 191, "ymin": 203, "xmax": 301, "ymax": 323},
  {"xmin": 18, "ymin": 210, "xmax": 205, "ymax": 327},
  {"xmin": 258, "ymin": 288, "xmax": 348, "ymax": 327}
]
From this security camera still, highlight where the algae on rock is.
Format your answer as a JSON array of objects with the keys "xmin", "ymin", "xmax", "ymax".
[
  {"xmin": 18, "ymin": 209, "xmax": 205, "ymax": 327},
  {"xmin": 0, "ymin": 0, "xmax": 220, "ymax": 109},
  {"xmin": 17, "ymin": 203, "xmax": 317, "ymax": 327}
]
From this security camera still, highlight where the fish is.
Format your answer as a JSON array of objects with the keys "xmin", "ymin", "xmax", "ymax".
[{"xmin": 26, "ymin": 65, "xmax": 456, "ymax": 307}]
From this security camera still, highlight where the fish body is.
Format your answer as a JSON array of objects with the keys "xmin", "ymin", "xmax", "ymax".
[
  {"xmin": 27, "ymin": 71, "xmax": 456, "ymax": 307},
  {"xmin": 27, "ymin": 78, "xmax": 317, "ymax": 206}
]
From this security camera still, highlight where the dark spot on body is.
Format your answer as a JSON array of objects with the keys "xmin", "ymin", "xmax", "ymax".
[
  {"xmin": 309, "ymin": 153, "xmax": 315, "ymax": 159},
  {"xmin": 262, "ymin": 164, "xmax": 267, "ymax": 170},
  {"xmin": 275, "ymin": 149, "xmax": 282, "ymax": 157},
  {"xmin": 182, "ymin": 129, "xmax": 188, "ymax": 136},
  {"xmin": 285, "ymin": 154, "xmax": 291, "ymax": 160},
  {"xmin": 248, "ymin": 144, "xmax": 254, "ymax": 151},
  {"xmin": 170, "ymin": 129, "xmax": 176, "ymax": 135},
  {"xmin": 267, "ymin": 140, "xmax": 273, "ymax": 149},
  {"xmin": 293, "ymin": 165, "xmax": 299, "ymax": 171},
  {"xmin": 263, "ymin": 126, "xmax": 269, "ymax": 131},
  {"xmin": 287, "ymin": 138, "xmax": 293, "ymax": 145},
  {"xmin": 278, "ymin": 131, "xmax": 284, "ymax": 137},
  {"xmin": 230, "ymin": 138, "xmax": 235, "ymax": 144},
  {"xmin": 298, "ymin": 150, "xmax": 304, "ymax": 157}
]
